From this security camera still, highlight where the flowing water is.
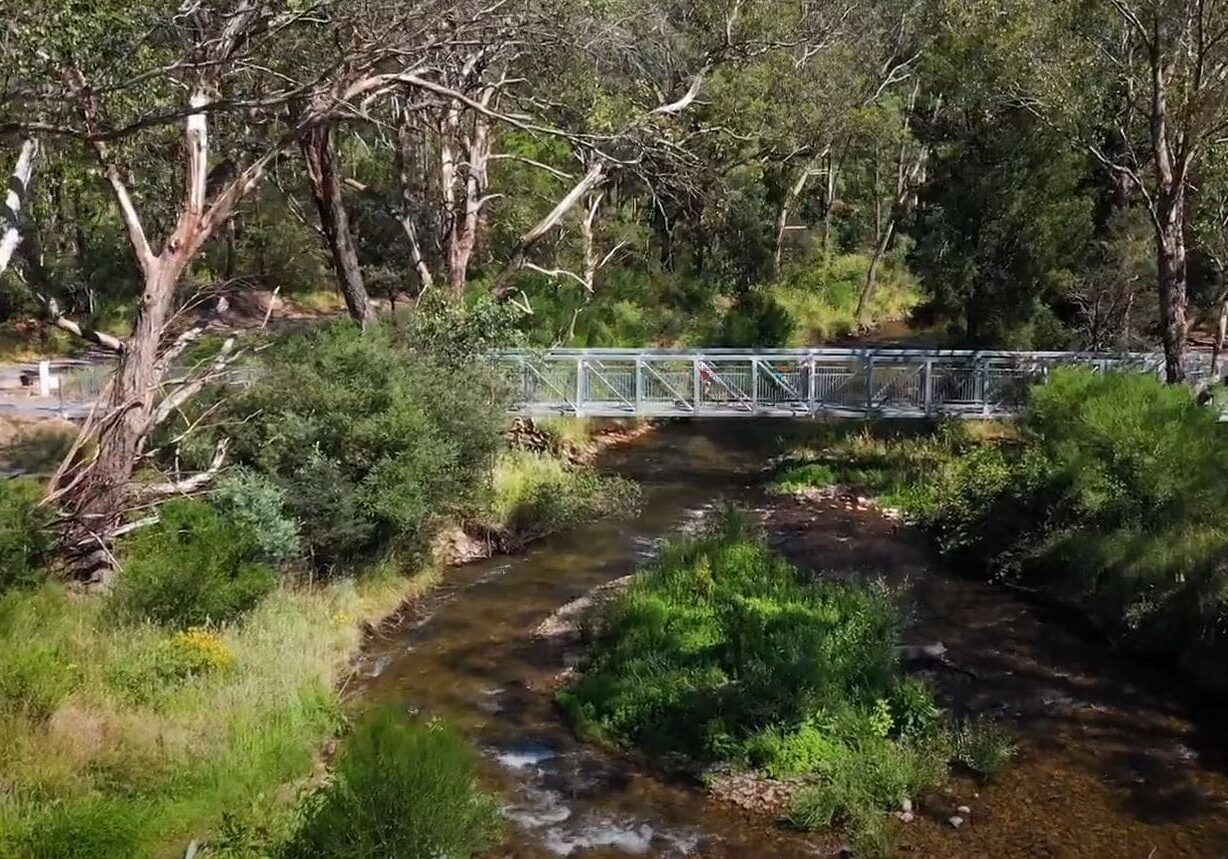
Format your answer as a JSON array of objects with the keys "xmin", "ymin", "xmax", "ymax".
[{"xmin": 354, "ymin": 422, "xmax": 1228, "ymax": 858}]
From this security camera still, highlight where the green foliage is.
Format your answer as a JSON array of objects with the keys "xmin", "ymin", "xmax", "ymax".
[
  {"xmin": 0, "ymin": 478, "xmax": 51, "ymax": 593},
  {"xmin": 104, "ymin": 628, "xmax": 236, "ymax": 705},
  {"xmin": 771, "ymin": 462, "xmax": 838, "ymax": 492},
  {"xmin": 787, "ymin": 733, "xmax": 949, "ymax": 843},
  {"xmin": 708, "ymin": 290, "xmax": 796, "ymax": 347},
  {"xmin": 559, "ymin": 508, "xmax": 954, "ymax": 843},
  {"xmin": 490, "ymin": 451, "xmax": 639, "ymax": 546},
  {"xmin": 111, "ymin": 499, "xmax": 278, "ymax": 628},
  {"xmin": 0, "ymin": 570, "xmax": 426, "ymax": 859},
  {"xmin": 282, "ymin": 705, "xmax": 500, "ymax": 859},
  {"xmin": 227, "ymin": 320, "xmax": 507, "ymax": 571},
  {"xmin": 213, "ymin": 469, "xmax": 303, "ymax": 564}
]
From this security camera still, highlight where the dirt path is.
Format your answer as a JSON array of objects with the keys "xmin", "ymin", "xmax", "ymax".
[{"xmin": 766, "ymin": 490, "xmax": 1228, "ymax": 858}]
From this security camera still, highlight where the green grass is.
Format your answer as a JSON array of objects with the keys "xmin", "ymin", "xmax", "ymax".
[
  {"xmin": 766, "ymin": 253, "xmax": 921, "ymax": 345},
  {"xmin": 558, "ymin": 507, "xmax": 970, "ymax": 845},
  {"xmin": 0, "ymin": 570, "xmax": 433, "ymax": 858},
  {"xmin": 488, "ymin": 450, "xmax": 639, "ymax": 547}
]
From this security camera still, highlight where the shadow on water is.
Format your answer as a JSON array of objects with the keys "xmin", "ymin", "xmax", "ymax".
[{"xmin": 354, "ymin": 419, "xmax": 1228, "ymax": 858}]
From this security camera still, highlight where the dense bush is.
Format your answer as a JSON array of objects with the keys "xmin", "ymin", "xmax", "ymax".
[
  {"xmin": 559, "ymin": 508, "xmax": 953, "ymax": 841},
  {"xmin": 282, "ymin": 704, "xmax": 500, "ymax": 859},
  {"xmin": 227, "ymin": 320, "xmax": 507, "ymax": 571},
  {"xmin": 111, "ymin": 499, "xmax": 278, "ymax": 627},
  {"xmin": 0, "ymin": 477, "xmax": 52, "ymax": 593}
]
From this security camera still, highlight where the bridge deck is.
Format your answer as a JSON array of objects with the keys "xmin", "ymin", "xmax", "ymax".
[{"xmin": 501, "ymin": 348, "xmax": 1180, "ymax": 419}]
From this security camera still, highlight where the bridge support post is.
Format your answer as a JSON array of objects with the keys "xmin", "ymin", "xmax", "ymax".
[
  {"xmin": 980, "ymin": 359, "xmax": 990, "ymax": 417},
  {"xmin": 635, "ymin": 356, "xmax": 643, "ymax": 413},
  {"xmin": 808, "ymin": 353, "xmax": 817, "ymax": 416},
  {"xmin": 923, "ymin": 358, "xmax": 933, "ymax": 418},
  {"xmin": 865, "ymin": 353, "xmax": 874, "ymax": 417},
  {"xmin": 751, "ymin": 357, "xmax": 759, "ymax": 415},
  {"xmin": 693, "ymin": 356, "xmax": 701, "ymax": 414},
  {"xmin": 575, "ymin": 357, "xmax": 584, "ymax": 416}
]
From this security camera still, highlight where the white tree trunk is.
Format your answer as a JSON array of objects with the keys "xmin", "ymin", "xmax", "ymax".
[{"xmin": 0, "ymin": 139, "xmax": 40, "ymax": 273}]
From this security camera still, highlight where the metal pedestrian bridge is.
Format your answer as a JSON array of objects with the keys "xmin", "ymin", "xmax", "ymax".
[{"xmin": 500, "ymin": 348, "xmax": 1171, "ymax": 419}]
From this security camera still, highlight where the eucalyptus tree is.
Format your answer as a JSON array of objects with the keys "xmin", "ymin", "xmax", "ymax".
[
  {"xmin": 996, "ymin": 0, "xmax": 1228, "ymax": 378},
  {"xmin": 0, "ymin": 0, "xmax": 487, "ymax": 580}
]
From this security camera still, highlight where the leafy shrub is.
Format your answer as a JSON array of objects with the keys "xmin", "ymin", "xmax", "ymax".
[
  {"xmin": 227, "ymin": 320, "xmax": 507, "ymax": 571},
  {"xmin": 111, "ymin": 499, "xmax": 277, "ymax": 628},
  {"xmin": 899, "ymin": 370, "xmax": 1228, "ymax": 690},
  {"xmin": 0, "ymin": 477, "xmax": 51, "ymax": 592},
  {"xmin": 282, "ymin": 705, "xmax": 500, "ymax": 859},
  {"xmin": 559, "ymin": 508, "xmax": 952, "ymax": 844},
  {"xmin": 770, "ymin": 462, "xmax": 838, "ymax": 493},
  {"xmin": 213, "ymin": 469, "xmax": 302, "ymax": 563},
  {"xmin": 707, "ymin": 290, "xmax": 795, "ymax": 347}
]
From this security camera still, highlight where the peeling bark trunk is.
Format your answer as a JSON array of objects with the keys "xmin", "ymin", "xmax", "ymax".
[
  {"xmin": 60, "ymin": 261, "xmax": 180, "ymax": 581},
  {"xmin": 301, "ymin": 123, "xmax": 373, "ymax": 327},
  {"xmin": 1146, "ymin": 41, "xmax": 1189, "ymax": 383},
  {"xmin": 492, "ymin": 161, "xmax": 607, "ymax": 295}
]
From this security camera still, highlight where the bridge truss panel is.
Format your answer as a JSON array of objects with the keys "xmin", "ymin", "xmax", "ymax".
[{"xmin": 501, "ymin": 348, "xmax": 1181, "ymax": 419}]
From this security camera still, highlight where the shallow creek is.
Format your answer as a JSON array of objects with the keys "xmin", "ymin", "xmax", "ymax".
[{"xmin": 354, "ymin": 422, "xmax": 1228, "ymax": 858}]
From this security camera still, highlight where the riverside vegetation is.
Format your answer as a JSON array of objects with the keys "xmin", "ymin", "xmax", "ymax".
[
  {"xmin": 0, "ymin": 315, "xmax": 635, "ymax": 858},
  {"xmin": 770, "ymin": 368, "xmax": 1228, "ymax": 697},
  {"xmin": 558, "ymin": 507, "xmax": 1016, "ymax": 854}
]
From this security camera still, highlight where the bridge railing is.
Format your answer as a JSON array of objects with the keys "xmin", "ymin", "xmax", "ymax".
[{"xmin": 499, "ymin": 348, "xmax": 1174, "ymax": 418}]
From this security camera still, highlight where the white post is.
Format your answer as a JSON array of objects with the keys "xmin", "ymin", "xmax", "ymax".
[
  {"xmin": 809, "ymin": 354, "xmax": 818, "ymax": 415},
  {"xmin": 38, "ymin": 360, "xmax": 53, "ymax": 397},
  {"xmin": 865, "ymin": 353, "xmax": 874, "ymax": 416}
]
